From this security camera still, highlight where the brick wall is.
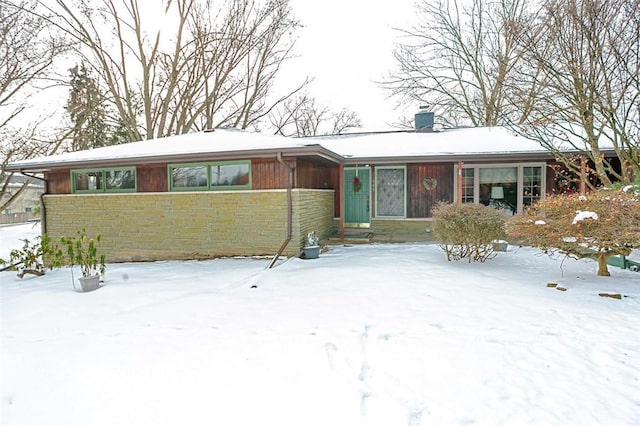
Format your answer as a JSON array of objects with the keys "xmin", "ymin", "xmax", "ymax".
[{"xmin": 43, "ymin": 189, "xmax": 335, "ymax": 262}]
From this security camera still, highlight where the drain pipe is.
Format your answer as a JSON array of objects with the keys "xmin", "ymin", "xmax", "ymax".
[
  {"xmin": 267, "ymin": 153, "xmax": 295, "ymax": 269},
  {"xmin": 20, "ymin": 171, "xmax": 48, "ymax": 234}
]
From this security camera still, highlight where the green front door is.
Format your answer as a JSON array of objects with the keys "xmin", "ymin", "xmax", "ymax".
[{"xmin": 344, "ymin": 167, "xmax": 370, "ymax": 227}]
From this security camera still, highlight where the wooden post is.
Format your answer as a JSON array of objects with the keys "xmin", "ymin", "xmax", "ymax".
[{"xmin": 457, "ymin": 161, "xmax": 463, "ymax": 204}]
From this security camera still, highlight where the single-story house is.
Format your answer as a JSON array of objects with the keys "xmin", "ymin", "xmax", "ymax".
[
  {"xmin": 6, "ymin": 113, "xmax": 617, "ymax": 261},
  {"xmin": 1, "ymin": 175, "xmax": 44, "ymax": 224}
]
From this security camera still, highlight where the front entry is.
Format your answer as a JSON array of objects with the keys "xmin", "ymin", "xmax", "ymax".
[{"xmin": 344, "ymin": 167, "xmax": 370, "ymax": 227}]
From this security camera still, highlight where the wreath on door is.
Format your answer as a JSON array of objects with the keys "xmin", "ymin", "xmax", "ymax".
[{"xmin": 353, "ymin": 176, "xmax": 362, "ymax": 192}]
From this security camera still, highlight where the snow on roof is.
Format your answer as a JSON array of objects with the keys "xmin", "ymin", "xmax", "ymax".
[
  {"xmin": 8, "ymin": 126, "xmax": 583, "ymax": 172},
  {"xmin": 8, "ymin": 128, "xmax": 309, "ymax": 170},
  {"xmin": 316, "ymin": 126, "xmax": 550, "ymax": 158}
]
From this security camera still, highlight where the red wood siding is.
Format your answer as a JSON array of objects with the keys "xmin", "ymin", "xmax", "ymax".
[
  {"xmin": 45, "ymin": 170, "xmax": 71, "ymax": 194},
  {"xmin": 296, "ymin": 159, "xmax": 340, "ymax": 217},
  {"xmin": 137, "ymin": 164, "xmax": 168, "ymax": 192},
  {"xmin": 296, "ymin": 159, "xmax": 339, "ymax": 189},
  {"xmin": 251, "ymin": 158, "xmax": 291, "ymax": 189},
  {"xmin": 407, "ymin": 163, "xmax": 454, "ymax": 218}
]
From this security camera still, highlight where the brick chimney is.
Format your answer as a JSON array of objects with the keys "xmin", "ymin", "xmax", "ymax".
[{"xmin": 415, "ymin": 107, "xmax": 434, "ymax": 132}]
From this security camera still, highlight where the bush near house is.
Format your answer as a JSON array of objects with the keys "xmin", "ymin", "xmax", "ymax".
[
  {"xmin": 432, "ymin": 202, "xmax": 506, "ymax": 262},
  {"xmin": 507, "ymin": 189, "xmax": 640, "ymax": 276}
]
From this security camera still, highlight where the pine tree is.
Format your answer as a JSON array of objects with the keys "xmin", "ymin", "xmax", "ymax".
[{"xmin": 65, "ymin": 63, "xmax": 110, "ymax": 151}]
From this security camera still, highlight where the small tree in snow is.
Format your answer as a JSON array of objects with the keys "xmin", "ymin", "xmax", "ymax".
[{"xmin": 507, "ymin": 189, "xmax": 640, "ymax": 276}]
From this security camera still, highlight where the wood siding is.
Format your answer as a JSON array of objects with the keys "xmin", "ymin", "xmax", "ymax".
[
  {"xmin": 296, "ymin": 159, "xmax": 340, "ymax": 217},
  {"xmin": 251, "ymin": 158, "xmax": 292, "ymax": 189},
  {"xmin": 137, "ymin": 164, "xmax": 168, "ymax": 192},
  {"xmin": 407, "ymin": 163, "xmax": 454, "ymax": 218},
  {"xmin": 45, "ymin": 170, "xmax": 71, "ymax": 195}
]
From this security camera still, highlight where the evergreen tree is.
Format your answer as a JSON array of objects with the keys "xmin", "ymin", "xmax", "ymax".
[{"xmin": 65, "ymin": 63, "xmax": 110, "ymax": 151}]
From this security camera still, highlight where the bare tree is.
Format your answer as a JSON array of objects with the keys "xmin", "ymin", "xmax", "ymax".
[
  {"xmin": 42, "ymin": 0, "xmax": 308, "ymax": 141},
  {"xmin": 384, "ymin": 0, "xmax": 533, "ymax": 127},
  {"xmin": 0, "ymin": 0, "xmax": 68, "ymax": 211},
  {"xmin": 516, "ymin": 0, "xmax": 640, "ymax": 186},
  {"xmin": 270, "ymin": 95, "xmax": 361, "ymax": 137}
]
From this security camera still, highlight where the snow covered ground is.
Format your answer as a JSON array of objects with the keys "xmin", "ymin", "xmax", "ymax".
[{"xmin": 1, "ymin": 223, "xmax": 639, "ymax": 425}]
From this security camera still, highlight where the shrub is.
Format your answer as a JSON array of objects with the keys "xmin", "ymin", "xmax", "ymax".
[
  {"xmin": 57, "ymin": 230, "xmax": 106, "ymax": 278},
  {"xmin": 432, "ymin": 202, "xmax": 507, "ymax": 262},
  {"xmin": 507, "ymin": 189, "xmax": 640, "ymax": 276},
  {"xmin": 0, "ymin": 236, "xmax": 47, "ymax": 278}
]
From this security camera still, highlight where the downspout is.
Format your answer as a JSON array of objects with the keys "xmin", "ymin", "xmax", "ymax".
[
  {"xmin": 20, "ymin": 170, "xmax": 48, "ymax": 235},
  {"xmin": 266, "ymin": 153, "xmax": 295, "ymax": 269}
]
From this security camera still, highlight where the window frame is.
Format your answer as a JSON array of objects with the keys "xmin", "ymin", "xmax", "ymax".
[
  {"xmin": 168, "ymin": 163, "xmax": 210, "ymax": 191},
  {"xmin": 168, "ymin": 160, "xmax": 252, "ymax": 192},
  {"xmin": 374, "ymin": 165, "xmax": 407, "ymax": 219},
  {"xmin": 454, "ymin": 162, "xmax": 546, "ymax": 214},
  {"xmin": 71, "ymin": 167, "xmax": 137, "ymax": 194}
]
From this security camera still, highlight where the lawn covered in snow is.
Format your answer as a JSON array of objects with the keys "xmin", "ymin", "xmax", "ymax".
[{"xmin": 1, "ymin": 223, "xmax": 639, "ymax": 425}]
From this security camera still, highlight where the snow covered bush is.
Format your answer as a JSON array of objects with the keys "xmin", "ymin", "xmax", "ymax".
[
  {"xmin": 432, "ymin": 202, "xmax": 506, "ymax": 262},
  {"xmin": 0, "ymin": 236, "xmax": 47, "ymax": 278},
  {"xmin": 507, "ymin": 190, "xmax": 640, "ymax": 276}
]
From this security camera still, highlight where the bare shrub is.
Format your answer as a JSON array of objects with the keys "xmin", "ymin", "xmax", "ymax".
[{"xmin": 432, "ymin": 202, "xmax": 507, "ymax": 262}]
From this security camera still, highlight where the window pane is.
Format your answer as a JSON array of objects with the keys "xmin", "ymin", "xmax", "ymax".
[
  {"xmin": 479, "ymin": 167, "xmax": 517, "ymax": 214},
  {"xmin": 172, "ymin": 166, "xmax": 208, "ymax": 188},
  {"xmin": 376, "ymin": 168, "xmax": 405, "ymax": 217},
  {"xmin": 74, "ymin": 171, "xmax": 102, "ymax": 191},
  {"xmin": 462, "ymin": 168, "xmax": 474, "ymax": 203},
  {"xmin": 523, "ymin": 166, "xmax": 543, "ymax": 207},
  {"xmin": 105, "ymin": 169, "xmax": 136, "ymax": 190},
  {"xmin": 210, "ymin": 163, "xmax": 250, "ymax": 187}
]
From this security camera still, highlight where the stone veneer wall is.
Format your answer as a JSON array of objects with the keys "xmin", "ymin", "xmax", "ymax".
[{"xmin": 43, "ymin": 189, "xmax": 334, "ymax": 262}]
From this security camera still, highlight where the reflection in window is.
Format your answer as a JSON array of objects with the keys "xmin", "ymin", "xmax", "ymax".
[
  {"xmin": 74, "ymin": 171, "xmax": 103, "ymax": 191},
  {"xmin": 72, "ymin": 168, "xmax": 136, "ymax": 193},
  {"xmin": 168, "ymin": 161, "xmax": 251, "ymax": 191},
  {"xmin": 171, "ymin": 166, "xmax": 208, "ymax": 188},
  {"xmin": 210, "ymin": 163, "xmax": 250, "ymax": 187},
  {"xmin": 106, "ymin": 169, "xmax": 136, "ymax": 190}
]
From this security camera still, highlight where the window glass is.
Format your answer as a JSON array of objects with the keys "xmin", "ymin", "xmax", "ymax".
[
  {"xmin": 210, "ymin": 163, "xmax": 250, "ymax": 187},
  {"xmin": 168, "ymin": 161, "xmax": 251, "ymax": 191},
  {"xmin": 72, "ymin": 168, "xmax": 136, "ymax": 193},
  {"xmin": 376, "ymin": 168, "xmax": 405, "ymax": 217},
  {"xmin": 462, "ymin": 168, "xmax": 475, "ymax": 203},
  {"xmin": 74, "ymin": 171, "xmax": 103, "ymax": 191},
  {"xmin": 523, "ymin": 166, "xmax": 543, "ymax": 207},
  {"xmin": 106, "ymin": 169, "xmax": 136, "ymax": 190},
  {"xmin": 171, "ymin": 166, "xmax": 208, "ymax": 188},
  {"xmin": 479, "ymin": 167, "xmax": 518, "ymax": 214}
]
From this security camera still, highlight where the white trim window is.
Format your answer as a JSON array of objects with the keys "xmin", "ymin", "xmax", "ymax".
[
  {"xmin": 455, "ymin": 163, "xmax": 545, "ymax": 214},
  {"xmin": 375, "ymin": 166, "xmax": 406, "ymax": 218}
]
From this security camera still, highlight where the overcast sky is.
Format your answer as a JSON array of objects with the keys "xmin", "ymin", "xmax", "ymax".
[
  {"xmin": 284, "ymin": 0, "xmax": 419, "ymax": 130},
  {"xmin": 24, "ymin": 0, "xmax": 419, "ymax": 136}
]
